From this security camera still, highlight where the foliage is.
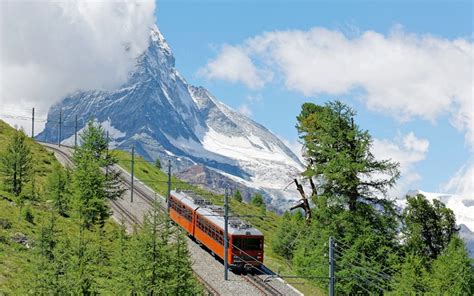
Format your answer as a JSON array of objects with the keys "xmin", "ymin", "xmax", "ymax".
[
  {"xmin": 72, "ymin": 150, "xmax": 110, "ymax": 228},
  {"xmin": 292, "ymin": 198, "xmax": 401, "ymax": 294},
  {"xmin": 0, "ymin": 128, "xmax": 32, "ymax": 196},
  {"xmin": 428, "ymin": 236, "xmax": 474, "ymax": 294},
  {"xmin": 296, "ymin": 101, "xmax": 400, "ymax": 211},
  {"xmin": 110, "ymin": 203, "xmax": 202, "ymax": 294},
  {"xmin": 155, "ymin": 158, "xmax": 162, "ymax": 170},
  {"xmin": 46, "ymin": 163, "xmax": 72, "ymax": 216},
  {"xmin": 0, "ymin": 121, "xmax": 203, "ymax": 294},
  {"xmin": 22, "ymin": 205, "xmax": 34, "ymax": 224},
  {"xmin": 402, "ymin": 194, "xmax": 458, "ymax": 260},
  {"xmin": 113, "ymin": 149, "xmax": 320, "ymax": 295},
  {"xmin": 251, "ymin": 193, "xmax": 265, "ymax": 207},
  {"xmin": 233, "ymin": 190, "xmax": 242, "ymax": 202},
  {"xmin": 272, "ymin": 211, "xmax": 305, "ymax": 260},
  {"xmin": 391, "ymin": 254, "xmax": 429, "ymax": 294},
  {"xmin": 72, "ymin": 120, "xmax": 125, "ymax": 228}
]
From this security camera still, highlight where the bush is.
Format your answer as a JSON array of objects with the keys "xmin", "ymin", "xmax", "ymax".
[
  {"xmin": 22, "ymin": 206, "xmax": 34, "ymax": 224},
  {"xmin": 251, "ymin": 193, "xmax": 265, "ymax": 207},
  {"xmin": 0, "ymin": 218, "xmax": 12, "ymax": 229}
]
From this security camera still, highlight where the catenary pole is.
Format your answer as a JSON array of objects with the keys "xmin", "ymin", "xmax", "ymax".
[
  {"xmin": 224, "ymin": 187, "xmax": 229, "ymax": 280},
  {"xmin": 131, "ymin": 145, "xmax": 134, "ymax": 203},
  {"xmin": 31, "ymin": 108, "xmax": 34, "ymax": 139},
  {"xmin": 167, "ymin": 159, "xmax": 171, "ymax": 211},
  {"xmin": 74, "ymin": 115, "xmax": 78, "ymax": 147},
  {"xmin": 105, "ymin": 131, "xmax": 109, "ymax": 177},
  {"xmin": 329, "ymin": 236, "xmax": 335, "ymax": 296},
  {"xmin": 58, "ymin": 109, "xmax": 62, "ymax": 147}
]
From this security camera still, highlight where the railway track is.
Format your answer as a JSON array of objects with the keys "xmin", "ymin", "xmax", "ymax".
[
  {"xmin": 41, "ymin": 143, "xmax": 221, "ymax": 295},
  {"xmin": 243, "ymin": 274, "xmax": 285, "ymax": 296},
  {"xmin": 40, "ymin": 142, "xmax": 294, "ymax": 296}
]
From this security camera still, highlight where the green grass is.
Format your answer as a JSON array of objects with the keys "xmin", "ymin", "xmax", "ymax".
[
  {"xmin": 114, "ymin": 149, "xmax": 323, "ymax": 295},
  {"xmin": 0, "ymin": 120, "xmax": 123, "ymax": 294},
  {"xmin": 0, "ymin": 120, "xmax": 59, "ymax": 197},
  {"xmin": 0, "ymin": 120, "xmax": 320, "ymax": 295}
]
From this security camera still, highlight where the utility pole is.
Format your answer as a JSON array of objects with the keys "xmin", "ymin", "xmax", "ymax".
[
  {"xmin": 329, "ymin": 236, "xmax": 335, "ymax": 296},
  {"xmin": 74, "ymin": 114, "xmax": 78, "ymax": 147},
  {"xmin": 58, "ymin": 109, "xmax": 62, "ymax": 147},
  {"xmin": 224, "ymin": 187, "xmax": 229, "ymax": 281},
  {"xmin": 167, "ymin": 159, "xmax": 171, "ymax": 211},
  {"xmin": 105, "ymin": 131, "xmax": 109, "ymax": 177},
  {"xmin": 31, "ymin": 108, "xmax": 34, "ymax": 139},
  {"xmin": 130, "ymin": 145, "xmax": 134, "ymax": 203}
]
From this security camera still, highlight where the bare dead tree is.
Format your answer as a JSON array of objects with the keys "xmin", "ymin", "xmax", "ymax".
[{"xmin": 289, "ymin": 179, "xmax": 312, "ymax": 223}]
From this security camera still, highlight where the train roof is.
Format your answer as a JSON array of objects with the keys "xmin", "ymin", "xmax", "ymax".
[{"xmin": 171, "ymin": 190, "xmax": 263, "ymax": 236}]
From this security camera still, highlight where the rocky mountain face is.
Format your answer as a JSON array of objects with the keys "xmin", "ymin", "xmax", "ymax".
[{"xmin": 38, "ymin": 25, "xmax": 303, "ymax": 209}]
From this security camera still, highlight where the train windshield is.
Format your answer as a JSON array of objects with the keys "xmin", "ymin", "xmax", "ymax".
[{"xmin": 233, "ymin": 237, "xmax": 263, "ymax": 251}]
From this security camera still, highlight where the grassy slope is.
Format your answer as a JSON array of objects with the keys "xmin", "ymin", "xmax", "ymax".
[
  {"xmin": 0, "ymin": 120, "xmax": 63, "ymax": 292},
  {"xmin": 114, "ymin": 149, "xmax": 323, "ymax": 295},
  {"xmin": 0, "ymin": 121, "xmax": 123, "ymax": 294}
]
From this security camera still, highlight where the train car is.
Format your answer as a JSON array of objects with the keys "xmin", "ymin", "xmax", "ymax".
[
  {"xmin": 168, "ymin": 191, "xmax": 199, "ymax": 234},
  {"xmin": 169, "ymin": 190, "xmax": 264, "ymax": 270}
]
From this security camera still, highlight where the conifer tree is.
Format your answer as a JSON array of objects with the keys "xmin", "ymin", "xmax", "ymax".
[
  {"xmin": 296, "ymin": 101, "xmax": 399, "ymax": 211},
  {"xmin": 46, "ymin": 164, "xmax": 71, "ymax": 216},
  {"xmin": 30, "ymin": 212, "xmax": 72, "ymax": 295},
  {"xmin": 155, "ymin": 158, "xmax": 162, "ymax": 170},
  {"xmin": 272, "ymin": 211, "xmax": 305, "ymax": 260},
  {"xmin": 251, "ymin": 193, "xmax": 264, "ymax": 207},
  {"xmin": 391, "ymin": 254, "xmax": 429, "ymax": 295},
  {"xmin": 428, "ymin": 236, "xmax": 473, "ymax": 294},
  {"xmin": 171, "ymin": 230, "xmax": 202, "ymax": 295},
  {"xmin": 402, "ymin": 194, "xmax": 458, "ymax": 260},
  {"xmin": 0, "ymin": 129, "xmax": 32, "ymax": 196},
  {"xmin": 72, "ymin": 120, "xmax": 124, "ymax": 227},
  {"xmin": 233, "ymin": 190, "xmax": 242, "ymax": 202},
  {"xmin": 108, "ymin": 220, "xmax": 134, "ymax": 294}
]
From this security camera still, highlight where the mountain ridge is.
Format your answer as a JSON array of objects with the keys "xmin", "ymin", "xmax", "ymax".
[{"xmin": 38, "ymin": 24, "xmax": 303, "ymax": 209}]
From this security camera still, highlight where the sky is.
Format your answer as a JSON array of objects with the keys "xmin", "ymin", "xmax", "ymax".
[
  {"xmin": 0, "ymin": 0, "xmax": 472, "ymax": 199},
  {"xmin": 155, "ymin": 0, "xmax": 473, "ymax": 198}
]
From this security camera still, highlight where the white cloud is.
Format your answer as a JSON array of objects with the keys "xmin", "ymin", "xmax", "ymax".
[
  {"xmin": 237, "ymin": 104, "xmax": 253, "ymax": 117},
  {"xmin": 372, "ymin": 132, "xmax": 430, "ymax": 198},
  {"xmin": 203, "ymin": 26, "xmax": 473, "ymax": 197},
  {"xmin": 442, "ymin": 161, "xmax": 474, "ymax": 198},
  {"xmin": 203, "ymin": 27, "xmax": 473, "ymax": 146},
  {"xmin": 199, "ymin": 45, "xmax": 272, "ymax": 89},
  {"xmin": 0, "ymin": 0, "xmax": 156, "ymax": 119}
]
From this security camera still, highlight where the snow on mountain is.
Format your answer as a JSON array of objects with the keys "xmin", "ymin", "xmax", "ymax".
[
  {"xmin": 405, "ymin": 190, "xmax": 474, "ymax": 257},
  {"xmin": 37, "ymin": 24, "xmax": 303, "ymax": 208}
]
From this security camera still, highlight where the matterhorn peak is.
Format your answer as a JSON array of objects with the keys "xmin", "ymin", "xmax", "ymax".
[
  {"xmin": 38, "ymin": 23, "xmax": 303, "ymax": 211},
  {"xmin": 149, "ymin": 24, "xmax": 171, "ymax": 54}
]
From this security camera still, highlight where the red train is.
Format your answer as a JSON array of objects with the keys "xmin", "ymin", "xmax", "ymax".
[{"xmin": 168, "ymin": 190, "xmax": 264, "ymax": 269}]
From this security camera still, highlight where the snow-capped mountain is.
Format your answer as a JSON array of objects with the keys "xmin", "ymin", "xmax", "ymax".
[
  {"xmin": 405, "ymin": 190, "xmax": 474, "ymax": 257},
  {"xmin": 37, "ymin": 25, "xmax": 303, "ymax": 208}
]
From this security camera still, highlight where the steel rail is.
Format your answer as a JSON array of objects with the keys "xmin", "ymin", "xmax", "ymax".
[{"xmin": 40, "ymin": 142, "xmax": 219, "ymax": 296}]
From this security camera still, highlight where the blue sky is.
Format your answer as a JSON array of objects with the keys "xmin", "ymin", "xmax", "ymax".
[{"xmin": 155, "ymin": 0, "xmax": 472, "ymax": 196}]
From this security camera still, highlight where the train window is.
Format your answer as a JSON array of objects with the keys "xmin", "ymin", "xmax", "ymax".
[{"xmin": 233, "ymin": 237, "xmax": 262, "ymax": 250}]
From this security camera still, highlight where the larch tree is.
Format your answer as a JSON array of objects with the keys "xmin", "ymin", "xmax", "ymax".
[
  {"xmin": 72, "ymin": 120, "xmax": 124, "ymax": 228},
  {"xmin": 296, "ymin": 101, "xmax": 400, "ymax": 211},
  {"xmin": 402, "ymin": 194, "xmax": 458, "ymax": 260},
  {"xmin": 0, "ymin": 129, "xmax": 32, "ymax": 196},
  {"xmin": 46, "ymin": 163, "xmax": 72, "ymax": 217}
]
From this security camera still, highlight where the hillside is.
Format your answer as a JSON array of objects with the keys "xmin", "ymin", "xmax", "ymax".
[
  {"xmin": 113, "ymin": 149, "xmax": 323, "ymax": 296},
  {"xmin": 0, "ymin": 120, "xmax": 201, "ymax": 294}
]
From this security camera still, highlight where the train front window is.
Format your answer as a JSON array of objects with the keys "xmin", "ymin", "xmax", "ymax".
[{"xmin": 233, "ymin": 237, "xmax": 262, "ymax": 250}]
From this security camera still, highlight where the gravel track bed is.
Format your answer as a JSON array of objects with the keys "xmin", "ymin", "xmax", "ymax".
[{"xmin": 41, "ymin": 142, "xmax": 302, "ymax": 296}]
